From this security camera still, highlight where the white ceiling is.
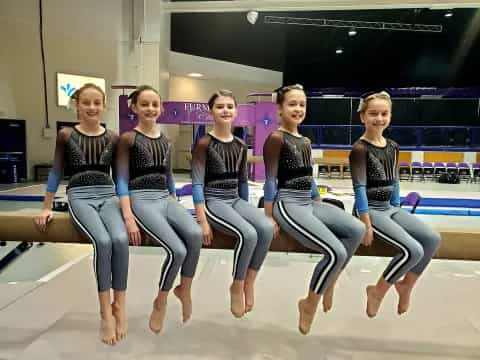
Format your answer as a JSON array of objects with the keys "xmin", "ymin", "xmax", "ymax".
[{"xmin": 161, "ymin": 0, "xmax": 480, "ymax": 13}]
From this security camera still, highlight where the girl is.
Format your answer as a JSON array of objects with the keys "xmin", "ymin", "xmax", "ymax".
[
  {"xmin": 34, "ymin": 83, "xmax": 129, "ymax": 345},
  {"xmin": 191, "ymin": 89, "xmax": 274, "ymax": 318},
  {"xmin": 349, "ymin": 91, "xmax": 441, "ymax": 317},
  {"xmin": 263, "ymin": 84, "xmax": 365, "ymax": 335},
  {"xmin": 116, "ymin": 85, "xmax": 202, "ymax": 334}
]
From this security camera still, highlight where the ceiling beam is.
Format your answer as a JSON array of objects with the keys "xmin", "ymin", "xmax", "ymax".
[{"xmin": 161, "ymin": 1, "xmax": 480, "ymax": 13}]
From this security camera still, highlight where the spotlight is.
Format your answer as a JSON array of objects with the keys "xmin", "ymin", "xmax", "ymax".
[
  {"xmin": 348, "ymin": 28, "xmax": 357, "ymax": 36},
  {"xmin": 246, "ymin": 10, "xmax": 259, "ymax": 25},
  {"xmin": 444, "ymin": 10, "xmax": 453, "ymax": 18}
]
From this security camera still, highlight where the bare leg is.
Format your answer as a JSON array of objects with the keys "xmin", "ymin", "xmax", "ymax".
[
  {"xmin": 98, "ymin": 290, "xmax": 116, "ymax": 345},
  {"xmin": 174, "ymin": 277, "xmax": 193, "ymax": 323},
  {"xmin": 149, "ymin": 290, "xmax": 168, "ymax": 334},
  {"xmin": 298, "ymin": 290, "xmax": 321, "ymax": 335},
  {"xmin": 112, "ymin": 290, "xmax": 127, "ymax": 341},
  {"xmin": 244, "ymin": 269, "xmax": 257, "ymax": 313},
  {"xmin": 366, "ymin": 277, "xmax": 392, "ymax": 318},
  {"xmin": 395, "ymin": 271, "xmax": 420, "ymax": 315},
  {"xmin": 230, "ymin": 280, "xmax": 245, "ymax": 318},
  {"xmin": 322, "ymin": 272, "xmax": 341, "ymax": 313}
]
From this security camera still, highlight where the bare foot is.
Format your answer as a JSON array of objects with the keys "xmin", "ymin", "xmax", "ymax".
[
  {"xmin": 112, "ymin": 302, "xmax": 128, "ymax": 341},
  {"xmin": 244, "ymin": 283, "xmax": 254, "ymax": 313},
  {"xmin": 174, "ymin": 285, "xmax": 192, "ymax": 323},
  {"xmin": 322, "ymin": 288, "xmax": 334, "ymax": 313},
  {"xmin": 149, "ymin": 298, "xmax": 167, "ymax": 334},
  {"xmin": 366, "ymin": 285, "xmax": 382, "ymax": 318},
  {"xmin": 100, "ymin": 313, "xmax": 117, "ymax": 345},
  {"xmin": 298, "ymin": 299, "xmax": 316, "ymax": 335},
  {"xmin": 230, "ymin": 286, "xmax": 245, "ymax": 318},
  {"xmin": 395, "ymin": 281, "xmax": 412, "ymax": 315}
]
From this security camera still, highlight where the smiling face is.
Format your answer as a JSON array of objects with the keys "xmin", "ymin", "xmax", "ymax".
[
  {"xmin": 76, "ymin": 87, "xmax": 105, "ymax": 125},
  {"xmin": 360, "ymin": 97, "xmax": 392, "ymax": 134},
  {"xmin": 278, "ymin": 89, "xmax": 307, "ymax": 129},
  {"xmin": 131, "ymin": 89, "xmax": 162, "ymax": 126},
  {"xmin": 210, "ymin": 95, "xmax": 237, "ymax": 125}
]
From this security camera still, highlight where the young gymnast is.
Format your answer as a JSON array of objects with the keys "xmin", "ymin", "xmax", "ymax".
[
  {"xmin": 349, "ymin": 91, "xmax": 441, "ymax": 317},
  {"xmin": 263, "ymin": 84, "xmax": 365, "ymax": 335},
  {"xmin": 34, "ymin": 83, "xmax": 129, "ymax": 345},
  {"xmin": 191, "ymin": 89, "xmax": 274, "ymax": 318},
  {"xmin": 116, "ymin": 85, "xmax": 202, "ymax": 334}
]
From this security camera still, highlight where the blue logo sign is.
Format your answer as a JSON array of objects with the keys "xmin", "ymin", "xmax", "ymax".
[
  {"xmin": 128, "ymin": 112, "xmax": 137, "ymax": 123},
  {"xmin": 60, "ymin": 83, "xmax": 77, "ymax": 96},
  {"xmin": 263, "ymin": 114, "xmax": 271, "ymax": 127}
]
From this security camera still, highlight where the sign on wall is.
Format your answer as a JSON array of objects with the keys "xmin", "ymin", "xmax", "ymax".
[{"xmin": 56, "ymin": 73, "xmax": 106, "ymax": 107}]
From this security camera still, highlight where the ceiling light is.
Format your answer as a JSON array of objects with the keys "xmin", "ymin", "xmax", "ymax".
[
  {"xmin": 348, "ymin": 28, "xmax": 357, "ymax": 36},
  {"xmin": 444, "ymin": 10, "xmax": 453, "ymax": 18},
  {"xmin": 246, "ymin": 10, "xmax": 259, "ymax": 25},
  {"xmin": 336, "ymin": 48, "xmax": 344, "ymax": 55},
  {"xmin": 187, "ymin": 73, "xmax": 203, "ymax": 78}
]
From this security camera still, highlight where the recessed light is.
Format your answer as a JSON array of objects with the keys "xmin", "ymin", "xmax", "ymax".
[
  {"xmin": 348, "ymin": 29, "xmax": 357, "ymax": 36},
  {"xmin": 188, "ymin": 73, "xmax": 203, "ymax": 78},
  {"xmin": 336, "ymin": 48, "xmax": 344, "ymax": 54},
  {"xmin": 444, "ymin": 10, "xmax": 453, "ymax": 18}
]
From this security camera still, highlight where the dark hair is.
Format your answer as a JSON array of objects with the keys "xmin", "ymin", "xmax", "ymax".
[
  {"xmin": 207, "ymin": 89, "xmax": 237, "ymax": 110},
  {"xmin": 128, "ymin": 85, "xmax": 161, "ymax": 107},
  {"xmin": 273, "ymin": 84, "xmax": 304, "ymax": 105},
  {"xmin": 71, "ymin": 83, "xmax": 106, "ymax": 105}
]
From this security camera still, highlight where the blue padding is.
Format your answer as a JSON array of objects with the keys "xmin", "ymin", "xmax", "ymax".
[
  {"xmin": 400, "ymin": 197, "xmax": 480, "ymax": 208},
  {"xmin": 469, "ymin": 209, "xmax": 480, "ymax": 216},
  {"xmin": 414, "ymin": 208, "xmax": 470, "ymax": 216},
  {"xmin": 0, "ymin": 195, "xmax": 60, "ymax": 202}
]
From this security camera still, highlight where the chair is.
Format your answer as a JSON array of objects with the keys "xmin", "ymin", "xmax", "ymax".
[
  {"xmin": 458, "ymin": 163, "xmax": 472, "ymax": 182},
  {"xmin": 473, "ymin": 163, "xmax": 480, "ymax": 183},
  {"xmin": 329, "ymin": 165, "xmax": 342, "ymax": 178},
  {"xmin": 422, "ymin": 162, "xmax": 434, "ymax": 181},
  {"xmin": 410, "ymin": 162, "xmax": 423, "ymax": 181},
  {"xmin": 399, "ymin": 161, "xmax": 411, "ymax": 181},
  {"xmin": 317, "ymin": 164, "xmax": 330, "ymax": 178},
  {"xmin": 400, "ymin": 191, "xmax": 421, "ymax": 214},
  {"xmin": 433, "ymin": 162, "xmax": 446, "ymax": 179},
  {"xmin": 446, "ymin": 162, "xmax": 458, "ymax": 176},
  {"xmin": 342, "ymin": 165, "xmax": 351, "ymax": 179}
]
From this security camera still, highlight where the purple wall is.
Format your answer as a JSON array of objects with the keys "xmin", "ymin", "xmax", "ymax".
[
  {"xmin": 118, "ymin": 96, "xmax": 277, "ymax": 181},
  {"xmin": 252, "ymin": 102, "xmax": 278, "ymax": 181},
  {"xmin": 119, "ymin": 98, "xmax": 255, "ymax": 132}
]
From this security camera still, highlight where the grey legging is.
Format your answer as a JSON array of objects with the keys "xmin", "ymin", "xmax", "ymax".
[
  {"xmin": 356, "ymin": 206, "xmax": 441, "ymax": 283},
  {"xmin": 205, "ymin": 198, "xmax": 274, "ymax": 280},
  {"xmin": 68, "ymin": 185, "xmax": 129, "ymax": 292},
  {"xmin": 130, "ymin": 190, "xmax": 202, "ymax": 291},
  {"xmin": 274, "ymin": 200, "xmax": 364, "ymax": 295}
]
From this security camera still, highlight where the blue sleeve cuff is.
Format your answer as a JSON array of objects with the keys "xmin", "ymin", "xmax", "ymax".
[
  {"xmin": 390, "ymin": 181, "xmax": 400, "ymax": 207},
  {"xmin": 263, "ymin": 178, "xmax": 277, "ymax": 201},
  {"xmin": 116, "ymin": 175, "xmax": 129, "ymax": 197},
  {"xmin": 353, "ymin": 184, "xmax": 369, "ymax": 213},
  {"xmin": 192, "ymin": 183, "xmax": 205, "ymax": 204},
  {"xmin": 46, "ymin": 169, "xmax": 62, "ymax": 193},
  {"xmin": 167, "ymin": 175, "xmax": 176, "ymax": 195},
  {"xmin": 238, "ymin": 181, "xmax": 249, "ymax": 202},
  {"xmin": 311, "ymin": 178, "xmax": 320, "ymax": 199}
]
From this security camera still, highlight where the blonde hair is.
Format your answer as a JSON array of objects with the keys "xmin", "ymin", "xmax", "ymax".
[{"xmin": 357, "ymin": 91, "xmax": 392, "ymax": 113}]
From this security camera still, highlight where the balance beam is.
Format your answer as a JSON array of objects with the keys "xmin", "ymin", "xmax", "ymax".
[{"xmin": 1, "ymin": 209, "xmax": 479, "ymax": 261}]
